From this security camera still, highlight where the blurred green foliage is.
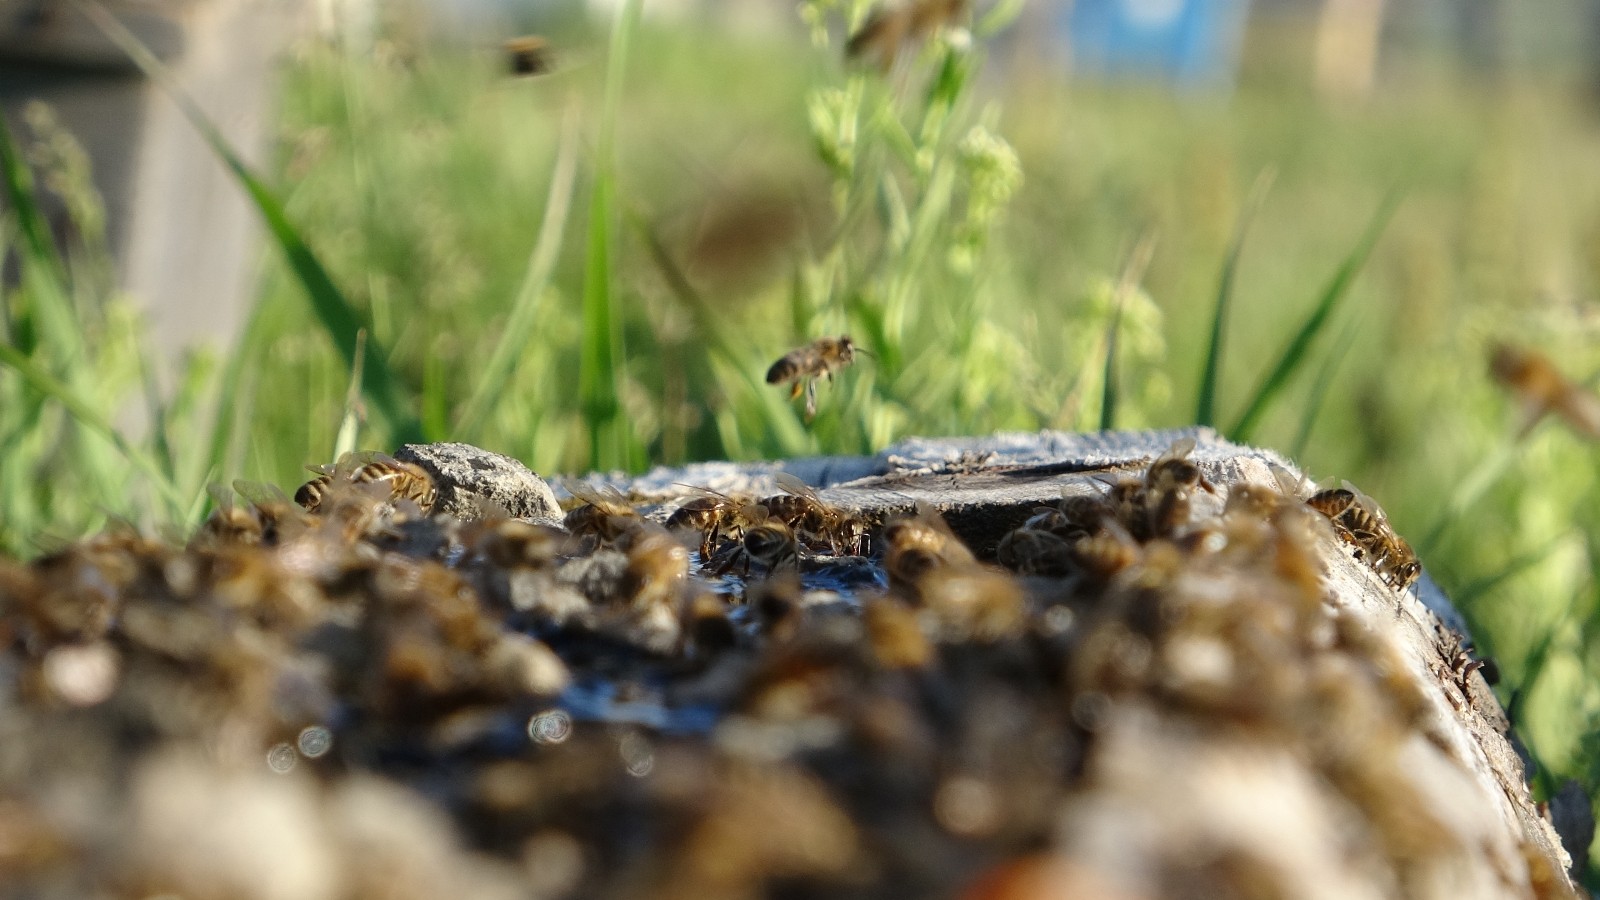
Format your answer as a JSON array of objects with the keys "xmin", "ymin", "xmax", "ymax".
[{"xmin": 1, "ymin": 2, "xmax": 1598, "ymax": 878}]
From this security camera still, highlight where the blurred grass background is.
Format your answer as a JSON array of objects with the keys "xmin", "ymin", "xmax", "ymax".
[{"xmin": 3, "ymin": 0, "xmax": 1600, "ymax": 879}]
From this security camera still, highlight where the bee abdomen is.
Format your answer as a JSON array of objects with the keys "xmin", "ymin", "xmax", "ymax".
[{"xmin": 766, "ymin": 357, "xmax": 800, "ymax": 384}]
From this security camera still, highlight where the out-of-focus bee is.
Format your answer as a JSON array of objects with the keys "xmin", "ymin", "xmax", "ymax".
[
  {"xmin": 503, "ymin": 34, "xmax": 553, "ymax": 77},
  {"xmin": 622, "ymin": 529, "xmax": 691, "ymax": 614},
  {"xmin": 759, "ymin": 473, "xmax": 869, "ymax": 556},
  {"xmin": 846, "ymin": 0, "xmax": 970, "ymax": 71},
  {"xmin": 1069, "ymin": 521, "xmax": 1143, "ymax": 583},
  {"xmin": 765, "ymin": 335, "xmax": 864, "ymax": 419},
  {"xmin": 883, "ymin": 503, "xmax": 974, "ymax": 593},
  {"xmin": 1305, "ymin": 484, "xmax": 1420, "ymax": 591},
  {"xmin": 714, "ymin": 520, "xmax": 800, "ymax": 578},
  {"xmin": 231, "ymin": 480, "xmax": 307, "ymax": 544},
  {"xmin": 466, "ymin": 518, "xmax": 570, "ymax": 570},
  {"xmin": 1489, "ymin": 343, "xmax": 1600, "ymax": 440},
  {"xmin": 192, "ymin": 484, "xmax": 267, "ymax": 547},
  {"xmin": 295, "ymin": 450, "xmax": 436, "ymax": 515},
  {"xmin": 560, "ymin": 480, "xmax": 643, "ymax": 546},
  {"xmin": 667, "ymin": 485, "xmax": 763, "ymax": 559},
  {"xmin": 1141, "ymin": 437, "xmax": 1215, "ymax": 538},
  {"xmin": 995, "ymin": 525, "xmax": 1075, "ymax": 577}
]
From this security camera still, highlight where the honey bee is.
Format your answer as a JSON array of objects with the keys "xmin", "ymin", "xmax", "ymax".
[
  {"xmin": 1141, "ymin": 437, "xmax": 1215, "ymax": 538},
  {"xmin": 560, "ymin": 480, "xmax": 643, "ymax": 546},
  {"xmin": 714, "ymin": 520, "xmax": 800, "ymax": 577},
  {"xmin": 666, "ymin": 485, "xmax": 763, "ymax": 559},
  {"xmin": 622, "ymin": 529, "xmax": 691, "ymax": 615},
  {"xmin": 1069, "ymin": 520, "xmax": 1143, "ymax": 583},
  {"xmin": 1305, "ymin": 484, "xmax": 1420, "ymax": 591},
  {"xmin": 467, "ymin": 518, "xmax": 570, "ymax": 570},
  {"xmin": 883, "ymin": 503, "xmax": 975, "ymax": 593},
  {"xmin": 503, "ymin": 34, "xmax": 553, "ymax": 77},
  {"xmin": 192, "ymin": 484, "xmax": 267, "ymax": 547},
  {"xmin": 295, "ymin": 451, "xmax": 436, "ymax": 515},
  {"xmin": 995, "ymin": 525, "xmax": 1075, "ymax": 577},
  {"xmin": 1488, "ymin": 343, "xmax": 1600, "ymax": 440},
  {"xmin": 846, "ymin": 0, "xmax": 970, "ymax": 71},
  {"xmin": 759, "ymin": 473, "xmax": 868, "ymax": 556},
  {"xmin": 765, "ymin": 335, "xmax": 864, "ymax": 419}
]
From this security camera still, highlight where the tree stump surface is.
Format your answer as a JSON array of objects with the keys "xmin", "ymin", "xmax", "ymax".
[{"xmin": 553, "ymin": 425, "xmax": 1575, "ymax": 897}]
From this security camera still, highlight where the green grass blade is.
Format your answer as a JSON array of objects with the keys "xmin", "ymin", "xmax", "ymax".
[
  {"xmin": 0, "ymin": 340, "xmax": 184, "ymax": 512},
  {"xmin": 1196, "ymin": 169, "xmax": 1273, "ymax": 427},
  {"xmin": 74, "ymin": 0, "xmax": 421, "ymax": 444},
  {"xmin": 456, "ymin": 105, "xmax": 580, "ymax": 439},
  {"xmin": 1289, "ymin": 316, "xmax": 1361, "ymax": 460},
  {"xmin": 333, "ymin": 328, "xmax": 367, "ymax": 458},
  {"xmin": 1102, "ymin": 234, "xmax": 1155, "ymax": 432},
  {"xmin": 1100, "ymin": 304, "xmax": 1120, "ymax": 432},
  {"xmin": 579, "ymin": 0, "xmax": 644, "ymax": 472},
  {"xmin": 1229, "ymin": 192, "xmax": 1399, "ymax": 443}
]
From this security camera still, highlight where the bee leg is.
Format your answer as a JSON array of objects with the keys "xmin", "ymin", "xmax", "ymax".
[
  {"xmin": 789, "ymin": 381, "xmax": 804, "ymax": 401},
  {"xmin": 804, "ymin": 379, "xmax": 818, "ymax": 419}
]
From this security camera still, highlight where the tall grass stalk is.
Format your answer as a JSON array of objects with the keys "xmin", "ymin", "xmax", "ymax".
[
  {"xmin": 1196, "ymin": 169, "xmax": 1273, "ymax": 427},
  {"xmin": 457, "ymin": 104, "xmax": 581, "ymax": 441},
  {"xmin": 578, "ymin": 0, "xmax": 644, "ymax": 471},
  {"xmin": 1230, "ymin": 193, "xmax": 1397, "ymax": 443},
  {"xmin": 75, "ymin": 0, "xmax": 421, "ymax": 445}
]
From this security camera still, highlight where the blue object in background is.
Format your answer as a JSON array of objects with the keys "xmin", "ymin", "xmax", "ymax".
[{"xmin": 1060, "ymin": 0, "xmax": 1253, "ymax": 87}]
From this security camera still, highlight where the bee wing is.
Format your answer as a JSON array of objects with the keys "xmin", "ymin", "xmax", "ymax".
[
  {"xmin": 1157, "ymin": 436, "xmax": 1197, "ymax": 463},
  {"xmin": 672, "ymin": 483, "xmax": 738, "ymax": 503},
  {"xmin": 326, "ymin": 450, "xmax": 392, "ymax": 479},
  {"xmin": 1553, "ymin": 384, "xmax": 1600, "ymax": 441},
  {"xmin": 233, "ymin": 479, "xmax": 292, "ymax": 507},
  {"xmin": 559, "ymin": 478, "xmax": 628, "ymax": 507},
  {"xmin": 773, "ymin": 472, "xmax": 821, "ymax": 501},
  {"xmin": 1339, "ymin": 480, "xmax": 1388, "ymax": 523},
  {"xmin": 1266, "ymin": 462, "xmax": 1309, "ymax": 498},
  {"xmin": 207, "ymin": 482, "xmax": 237, "ymax": 511}
]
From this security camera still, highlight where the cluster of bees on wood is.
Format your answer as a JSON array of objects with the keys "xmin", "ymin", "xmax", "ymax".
[{"xmin": 0, "ymin": 430, "xmax": 1554, "ymax": 898}]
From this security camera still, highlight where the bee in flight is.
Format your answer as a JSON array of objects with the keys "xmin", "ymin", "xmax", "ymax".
[{"xmin": 766, "ymin": 335, "xmax": 866, "ymax": 419}]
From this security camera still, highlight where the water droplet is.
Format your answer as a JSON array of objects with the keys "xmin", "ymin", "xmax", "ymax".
[
  {"xmin": 528, "ymin": 709, "xmax": 572, "ymax": 744},
  {"xmin": 297, "ymin": 726, "xmax": 333, "ymax": 758},
  {"xmin": 619, "ymin": 731, "xmax": 654, "ymax": 777},
  {"xmin": 266, "ymin": 742, "xmax": 298, "ymax": 774}
]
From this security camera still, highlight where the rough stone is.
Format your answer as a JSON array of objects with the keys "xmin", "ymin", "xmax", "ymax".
[{"xmin": 394, "ymin": 442, "xmax": 562, "ymax": 525}]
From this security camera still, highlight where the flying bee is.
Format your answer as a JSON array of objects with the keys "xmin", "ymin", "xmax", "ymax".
[
  {"xmin": 846, "ymin": 0, "xmax": 970, "ymax": 71},
  {"xmin": 667, "ymin": 484, "xmax": 764, "ymax": 560},
  {"xmin": 559, "ymin": 480, "xmax": 644, "ymax": 546},
  {"xmin": 1489, "ymin": 343, "xmax": 1600, "ymax": 441},
  {"xmin": 1305, "ymin": 484, "xmax": 1420, "ymax": 591},
  {"xmin": 503, "ymin": 34, "xmax": 553, "ymax": 76},
  {"xmin": 714, "ymin": 520, "xmax": 800, "ymax": 578},
  {"xmin": 765, "ymin": 335, "xmax": 866, "ymax": 419},
  {"xmin": 759, "ymin": 473, "xmax": 868, "ymax": 556}
]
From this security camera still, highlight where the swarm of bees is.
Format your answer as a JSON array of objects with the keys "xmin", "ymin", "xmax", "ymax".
[
  {"xmin": 0, "ymin": 438, "xmax": 1549, "ymax": 900},
  {"xmin": 766, "ymin": 335, "xmax": 865, "ymax": 419}
]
